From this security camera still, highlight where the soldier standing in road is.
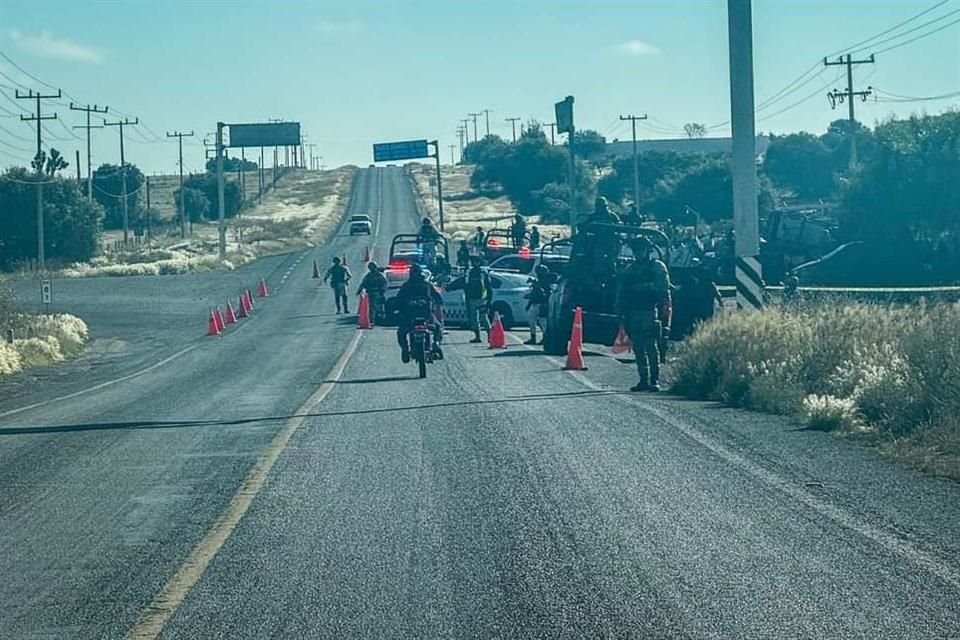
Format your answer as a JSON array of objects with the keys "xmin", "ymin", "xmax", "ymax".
[
  {"xmin": 524, "ymin": 264, "xmax": 553, "ymax": 345},
  {"xmin": 323, "ymin": 256, "xmax": 353, "ymax": 314},
  {"xmin": 511, "ymin": 214, "xmax": 527, "ymax": 249},
  {"xmin": 618, "ymin": 238, "xmax": 670, "ymax": 392},
  {"xmin": 472, "ymin": 226, "xmax": 485, "ymax": 256},
  {"xmin": 457, "ymin": 240, "xmax": 470, "ymax": 270},
  {"xmin": 447, "ymin": 256, "xmax": 491, "ymax": 343}
]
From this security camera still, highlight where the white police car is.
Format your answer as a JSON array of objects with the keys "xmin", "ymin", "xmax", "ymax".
[{"xmin": 442, "ymin": 269, "xmax": 531, "ymax": 329}]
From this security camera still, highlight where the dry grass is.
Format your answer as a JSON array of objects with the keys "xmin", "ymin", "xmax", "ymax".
[
  {"xmin": 60, "ymin": 166, "xmax": 356, "ymax": 278},
  {"xmin": 0, "ymin": 286, "xmax": 89, "ymax": 375},
  {"xmin": 407, "ymin": 163, "xmax": 569, "ymax": 243},
  {"xmin": 671, "ymin": 302, "xmax": 960, "ymax": 480}
]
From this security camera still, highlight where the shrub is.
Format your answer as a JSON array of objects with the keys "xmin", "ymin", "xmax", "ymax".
[{"xmin": 802, "ymin": 394, "xmax": 861, "ymax": 432}]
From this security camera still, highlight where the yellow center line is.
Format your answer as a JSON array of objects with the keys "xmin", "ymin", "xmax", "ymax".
[{"xmin": 126, "ymin": 330, "xmax": 364, "ymax": 640}]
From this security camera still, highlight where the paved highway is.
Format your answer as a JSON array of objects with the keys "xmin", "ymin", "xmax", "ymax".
[{"xmin": 2, "ymin": 168, "xmax": 959, "ymax": 639}]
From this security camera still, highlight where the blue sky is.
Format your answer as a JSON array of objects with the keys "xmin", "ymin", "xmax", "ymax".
[{"xmin": 0, "ymin": 0, "xmax": 957, "ymax": 175}]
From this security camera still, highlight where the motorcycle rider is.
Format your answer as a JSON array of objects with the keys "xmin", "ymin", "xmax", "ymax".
[
  {"xmin": 323, "ymin": 256, "xmax": 352, "ymax": 314},
  {"xmin": 356, "ymin": 261, "xmax": 388, "ymax": 324},
  {"xmin": 617, "ymin": 237, "xmax": 671, "ymax": 392},
  {"xmin": 395, "ymin": 263, "xmax": 444, "ymax": 363}
]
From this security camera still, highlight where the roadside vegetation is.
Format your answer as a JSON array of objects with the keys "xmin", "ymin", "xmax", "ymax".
[
  {"xmin": 0, "ymin": 154, "xmax": 355, "ymax": 278},
  {"xmin": 0, "ymin": 285, "xmax": 88, "ymax": 376},
  {"xmin": 670, "ymin": 302, "xmax": 960, "ymax": 480}
]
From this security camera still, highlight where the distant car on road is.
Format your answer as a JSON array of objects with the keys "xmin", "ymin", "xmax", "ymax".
[
  {"xmin": 349, "ymin": 214, "xmax": 372, "ymax": 235},
  {"xmin": 443, "ymin": 268, "xmax": 531, "ymax": 329}
]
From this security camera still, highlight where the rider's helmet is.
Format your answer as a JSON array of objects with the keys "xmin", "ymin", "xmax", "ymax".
[
  {"xmin": 367, "ymin": 261, "xmax": 379, "ymax": 272},
  {"xmin": 332, "ymin": 256, "xmax": 341, "ymax": 265},
  {"xmin": 409, "ymin": 263, "xmax": 424, "ymax": 279}
]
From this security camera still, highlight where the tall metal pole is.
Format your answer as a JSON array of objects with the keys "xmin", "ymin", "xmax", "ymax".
[
  {"xmin": 468, "ymin": 113, "xmax": 480, "ymax": 142},
  {"xmin": 259, "ymin": 146, "xmax": 264, "ymax": 199},
  {"xmin": 430, "ymin": 140, "xmax": 445, "ymax": 232},
  {"xmin": 728, "ymin": 0, "xmax": 762, "ymax": 310},
  {"xmin": 482, "ymin": 109, "xmax": 492, "ymax": 136},
  {"xmin": 505, "ymin": 117, "xmax": 520, "ymax": 143},
  {"xmin": 216, "ymin": 121, "xmax": 226, "ymax": 257}
]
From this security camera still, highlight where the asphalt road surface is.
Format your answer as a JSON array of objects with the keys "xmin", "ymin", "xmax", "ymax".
[{"xmin": 2, "ymin": 167, "xmax": 960, "ymax": 639}]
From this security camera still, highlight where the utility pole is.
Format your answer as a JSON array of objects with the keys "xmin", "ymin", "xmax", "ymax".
[
  {"xmin": 825, "ymin": 53, "xmax": 874, "ymax": 167},
  {"xmin": 70, "ymin": 102, "xmax": 108, "ymax": 201},
  {"xmin": 505, "ymin": 117, "xmax": 521, "ymax": 143},
  {"xmin": 468, "ymin": 112, "xmax": 481, "ymax": 142},
  {"xmin": 429, "ymin": 140, "xmax": 445, "ymax": 232},
  {"xmin": 619, "ymin": 114, "xmax": 648, "ymax": 212},
  {"xmin": 448, "ymin": 144, "xmax": 456, "ymax": 165},
  {"xmin": 460, "ymin": 119, "xmax": 471, "ymax": 146},
  {"xmin": 17, "ymin": 89, "xmax": 61, "ymax": 269},
  {"xmin": 259, "ymin": 146, "xmax": 264, "ymax": 199},
  {"xmin": 545, "ymin": 122, "xmax": 557, "ymax": 145},
  {"xmin": 215, "ymin": 121, "xmax": 226, "ymax": 257},
  {"xmin": 728, "ymin": 0, "xmax": 763, "ymax": 310},
  {"xmin": 307, "ymin": 143, "xmax": 317, "ymax": 170},
  {"xmin": 145, "ymin": 174, "xmax": 151, "ymax": 246},
  {"xmin": 457, "ymin": 127, "xmax": 465, "ymax": 160},
  {"xmin": 75, "ymin": 150, "xmax": 81, "ymax": 183},
  {"xmin": 167, "ymin": 130, "xmax": 194, "ymax": 238},
  {"xmin": 482, "ymin": 109, "xmax": 492, "ymax": 136},
  {"xmin": 103, "ymin": 117, "xmax": 139, "ymax": 247}
]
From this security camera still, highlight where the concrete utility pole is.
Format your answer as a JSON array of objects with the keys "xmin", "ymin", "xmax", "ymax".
[
  {"xmin": 75, "ymin": 150, "xmax": 81, "ymax": 182},
  {"xmin": 825, "ymin": 54, "xmax": 874, "ymax": 168},
  {"xmin": 468, "ymin": 112, "xmax": 481, "ymax": 142},
  {"xmin": 16, "ymin": 89, "xmax": 60, "ymax": 269},
  {"xmin": 259, "ymin": 146, "xmax": 264, "ymax": 199},
  {"xmin": 505, "ymin": 117, "xmax": 521, "ymax": 143},
  {"xmin": 482, "ymin": 109, "xmax": 492, "ymax": 136},
  {"xmin": 619, "ymin": 114, "xmax": 648, "ymax": 212},
  {"xmin": 727, "ymin": 0, "xmax": 763, "ymax": 310},
  {"xmin": 306, "ymin": 143, "xmax": 317, "ymax": 170},
  {"xmin": 457, "ymin": 127, "xmax": 465, "ymax": 159},
  {"xmin": 460, "ymin": 119, "xmax": 471, "ymax": 146},
  {"xmin": 103, "ymin": 117, "xmax": 139, "ymax": 247},
  {"xmin": 167, "ymin": 130, "xmax": 194, "ymax": 238},
  {"xmin": 69, "ymin": 102, "xmax": 108, "ymax": 201},
  {"xmin": 448, "ymin": 144, "xmax": 456, "ymax": 165},
  {"xmin": 545, "ymin": 122, "xmax": 557, "ymax": 145},
  {"xmin": 215, "ymin": 121, "xmax": 226, "ymax": 258}
]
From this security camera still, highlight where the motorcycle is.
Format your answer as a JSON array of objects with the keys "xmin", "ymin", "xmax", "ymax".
[{"xmin": 407, "ymin": 315, "xmax": 434, "ymax": 379}]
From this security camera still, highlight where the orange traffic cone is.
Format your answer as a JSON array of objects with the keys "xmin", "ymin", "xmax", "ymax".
[
  {"xmin": 245, "ymin": 289, "xmax": 255, "ymax": 310},
  {"xmin": 214, "ymin": 307, "xmax": 226, "ymax": 333},
  {"xmin": 564, "ymin": 306, "xmax": 588, "ymax": 370},
  {"xmin": 257, "ymin": 278, "xmax": 269, "ymax": 298},
  {"xmin": 237, "ymin": 294, "xmax": 249, "ymax": 318},
  {"xmin": 488, "ymin": 311, "xmax": 506, "ymax": 349},
  {"xmin": 357, "ymin": 292, "xmax": 372, "ymax": 329},
  {"xmin": 312, "ymin": 260, "xmax": 321, "ymax": 279},
  {"xmin": 611, "ymin": 323, "xmax": 632, "ymax": 354},
  {"xmin": 225, "ymin": 301, "xmax": 238, "ymax": 324},
  {"xmin": 207, "ymin": 310, "xmax": 221, "ymax": 336}
]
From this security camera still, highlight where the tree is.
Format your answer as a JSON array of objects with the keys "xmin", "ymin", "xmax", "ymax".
[
  {"xmin": 684, "ymin": 123, "xmax": 707, "ymax": 139},
  {"xmin": 173, "ymin": 186, "xmax": 210, "ymax": 223},
  {"xmin": 92, "ymin": 163, "xmax": 145, "ymax": 230},
  {"xmin": 573, "ymin": 129, "xmax": 606, "ymax": 157},
  {"xmin": 763, "ymin": 132, "xmax": 835, "ymax": 199},
  {"xmin": 181, "ymin": 173, "xmax": 242, "ymax": 220},
  {"xmin": 205, "ymin": 156, "xmax": 258, "ymax": 173},
  {"xmin": 597, "ymin": 151, "xmax": 713, "ymax": 206},
  {"xmin": 0, "ymin": 168, "xmax": 102, "ymax": 269},
  {"xmin": 647, "ymin": 158, "xmax": 776, "ymax": 223},
  {"xmin": 462, "ymin": 134, "xmax": 508, "ymax": 165},
  {"xmin": 821, "ymin": 118, "xmax": 877, "ymax": 173},
  {"xmin": 31, "ymin": 148, "xmax": 70, "ymax": 176}
]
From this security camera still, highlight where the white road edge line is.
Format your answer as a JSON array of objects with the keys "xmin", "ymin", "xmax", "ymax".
[
  {"xmin": 125, "ymin": 330, "xmax": 364, "ymax": 640},
  {"xmin": 0, "ymin": 344, "xmax": 199, "ymax": 421},
  {"xmin": 504, "ymin": 331, "xmax": 960, "ymax": 590}
]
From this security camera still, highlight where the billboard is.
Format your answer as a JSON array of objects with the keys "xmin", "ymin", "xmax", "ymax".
[
  {"xmin": 373, "ymin": 139, "xmax": 430, "ymax": 162},
  {"xmin": 229, "ymin": 122, "xmax": 301, "ymax": 148}
]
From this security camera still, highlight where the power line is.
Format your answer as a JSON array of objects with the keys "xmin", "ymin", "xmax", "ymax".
[
  {"xmin": 826, "ymin": 0, "xmax": 953, "ymax": 57},
  {"xmin": 756, "ymin": 69, "xmax": 845, "ymax": 123},
  {"xmin": 851, "ymin": 7, "xmax": 960, "ymax": 55},
  {"xmin": 873, "ymin": 16, "xmax": 960, "ymax": 55},
  {"xmin": 872, "ymin": 87, "xmax": 960, "ymax": 102}
]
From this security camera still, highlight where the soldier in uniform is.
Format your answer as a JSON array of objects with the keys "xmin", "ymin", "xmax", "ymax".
[{"xmin": 617, "ymin": 237, "xmax": 671, "ymax": 392}]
